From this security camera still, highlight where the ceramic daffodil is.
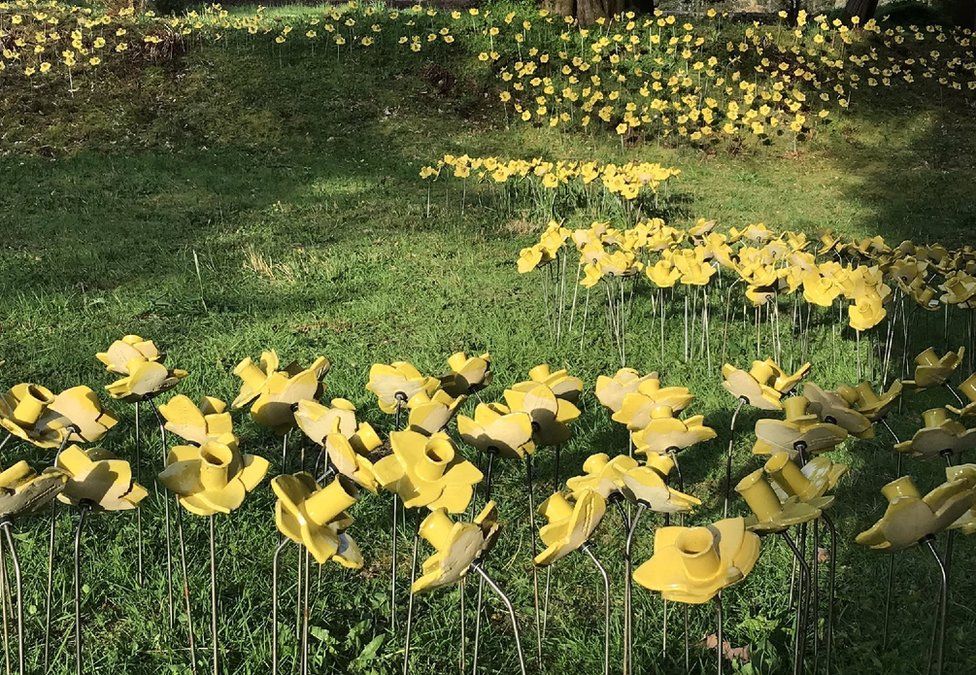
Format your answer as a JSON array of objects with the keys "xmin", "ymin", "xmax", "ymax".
[
  {"xmin": 232, "ymin": 351, "xmax": 280, "ymax": 408},
  {"xmin": 903, "ymin": 347, "xmax": 965, "ymax": 390},
  {"xmin": 753, "ymin": 396, "xmax": 848, "ymax": 458},
  {"xmin": 323, "ymin": 422, "xmax": 383, "ymax": 492},
  {"xmin": 534, "ymin": 491, "xmax": 606, "ymax": 566},
  {"xmin": 1, "ymin": 383, "xmax": 117, "ymax": 448},
  {"xmin": 764, "ymin": 451, "xmax": 847, "ymax": 503},
  {"xmin": 504, "ymin": 382, "xmax": 580, "ymax": 447},
  {"xmin": 366, "ymin": 361, "xmax": 440, "ymax": 414},
  {"xmin": 722, "ymin": 359, "xmax": 811, "ymax": 410},
  {"xmin": 633, "ymin": 517, "xmax": 761, "ymax": 604},
  {"xmin": 98, "ymin": 335, "xmax": 186, "ymax": 402},
  {"xmin": 947, "ymin": 373, "xmax": 976, "ymax": 417},
  {"xmin": 612, "ymin": 376, "xmax": 694, "ymax": 430},
  {"xmin": 158, "ymin": 395, "xmax": 234, "ymax": 446},
  {"xmin": 294, "ymin": 398, "xmax": 359, "ymax": 445},
  {"xmin": 528, "ymin": 364, "xmax": 583, "ymax": 402},
  {"xmin": 439, "ymin": 352, "xmax": 492, "ymax": 397},
  {"xmin": 856, "ymin": 476, "xmax": 976, "ymax": 552},
  {"xmin": 804, "ymin": 383, "xmax": 874, "ymax": 438},
  {"xmin": 736, "ymin": 468, "xmax": 828, "ymax": 533},
  {"xmin": 630, "ymin": 405, "xmax": 716, "ymax": 456},
  {"xmin": 894, "ymin": 409, "xmax": 976, "ymax": 462},
  {"xmin": 412, "ymin": 502, "xmax": 500, "ymax": 593},
  {"xmin": 407, "ymin": 389, "xmax": 466, "ymax": 436},
  {"xmin": 595, "ymin": 368, "xmax": 657, "ymax": 413},
  {"xmin": 248, "ymin": 357, "xmax": 330, "ymax": 434},
  {"xmin": 566, "ymin": 453, "xmax": 635, "ymax": 500},
  {"xmin": 272, "ymin": 473, "xmax": 363, "ymax": 567},
  {"xmin": 57, "ymin": 445, "xmax": 148, "ymax": 511},
  {"xmin": 835, "ymin": 381, "xmax": 903, "ymax": 422},
  {"xmin": 620, "ymin": 460, "xmax": 701, "ymax": 513},
  {"xmin": 372, "ymin": 430, "xmax": 482, "ymax": 513},
  {"xmin": 158, "ymin": 439, "xmax": 269, "ymax": 516},
  {"xmin": 457, "ymin": 403, "xmax": 534, "ymax": 459},
  {"xmin": 0, "ymin": 461, "xmax": 66, "ymax": 519}
]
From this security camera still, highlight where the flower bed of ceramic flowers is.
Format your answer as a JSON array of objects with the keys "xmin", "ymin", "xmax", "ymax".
[{"xmin": 2, "ymin": 1, "xmax": 974, "ymax": 148}]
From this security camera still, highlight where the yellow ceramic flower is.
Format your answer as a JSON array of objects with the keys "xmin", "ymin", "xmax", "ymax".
[
  {"xmin": 503, "ymin": 382, "xmax": 580, "ymax": 446},
  {"xmin": 848, "ymin": 292, "xmax": 887, "ymax": 331},
  {"xmin": 721, "ymin": 362, "xmax": 784, "ymax": 410},
  {"xmin": 272, "ymin": 473, "xmax": 362, "ymax": 567},
  {"xmin": 630, "ymin": 405, "xmax": 716, "ymax": 456},
  {"xmin": 0, "ymin": 383, "xmax": 71, "ymax": 448},
  {"xmin": 534, "ymin": 490, "xmax": 606, "ymax": 566},
  {"xmin": 633, "ymin": 517, "xmax": 761, "ymax": 604},
  {"xmin": 294, "ymin": 398, "xmax": 358, "ymax": 445},
  {"xmin": 158, "ymin": 395, "xmax": 234, "ymax": 446},
  {"xmin": 566, "ymin": 453, "xmax": 634, "ymax": 500},
  {"xmin": 736, "ymin": 469, "xmax": 827, "ymax": 533},
  {"xmin": 528, "ymin": 364, "xmax": 583, "ymax": 402},
  {"xmin": 0, "ymin": 461, "xmax": 66, "ymax": 519},
  {"xmin": 753, "ymin": 396, "xmax": 848, "ymax": 458},
  {"xmin": 945, "ymin": 465, "xmax": 976, "ymax": 534},
  {"xmin": 620, "ymin": 463, "xmax": 701, "ymax": 513},
  {"xmin": 836, "ymin": 380, "xmax": 902, "ymax": 421},
  {"xmin": 98, "ymin": 336, "xmax": 186, "ymax": 403},
  {"xmin": 407, "ymin": 389, "xmax": 466, "ymax": 436},
  {"xmin": 903, "ymin": 347, "xmax": 965, "ymax": 390},
  {"xmin": 366, "ymin": 361, "xmax": 439, "ymax": 413},
  {"xmin": 894, "ymin": 409, "xmax": 976, "ymax": 461},
  {"xmin": 595, "ymin": 368, "xmax": 657, "ymax": 413},
  {"xmin": 412, "ymin": 501, "xmax": 500, "ymax": 593},
  {"xmin": 612, "ymin": 377, "xmax": 694, "ymax": 430},
  {"xmin": 96, "ymin": 335, "xmax": 163, "ymax": 374},
  {"xmin": 232, "ymin": 351, "xmax": 280, "ymax": 408},
  {"xmin": 457, "ymin": 403, "xmax": 534, "ymax": 459},
  {"xmin": 248, "ymin": 357, "xmax": 330, "ymax": 433},
  {"xmin": 803, "ymin": 383, "xmax": 873, "ymax": 438},
  {"xmin": 372, "ymin": 430, "xmax": 482, "ymax": 513},
  {"xmin": 47, "ymin": 386, "xmax": 118, "ymax": 444},
  {"xmin": 947, "ymin": 373, "xmax": 976, "ymax": 417},
  {"xmin": 440, "ymin": 352, "xmax": 492, "ymax": 397},
  {"xmin": 57, "ymin": 445, "xmax": 148, "ymax": 511},
  {"xmin": 158, "ymin": 440, "xmax": 269, "ymax": 516},
  {"xmin": 323, "ymin": 422, "xmax": 383, "ymax": 492},
  {"xmin": 764, "ymin": 451, "xmax": 847, "ymax": 502},
  {"xmin": 856, "ymin": 476, "xmax": 976, "ymax": 552}
]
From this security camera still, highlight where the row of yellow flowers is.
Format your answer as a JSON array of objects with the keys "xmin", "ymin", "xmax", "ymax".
[
  {"xmin": 420, "ymin": 155, "xmax": 680, "ymax": 201},
  {"xmin": 517, "ymin": 219, "xmax": 976, "ymax": 331}
]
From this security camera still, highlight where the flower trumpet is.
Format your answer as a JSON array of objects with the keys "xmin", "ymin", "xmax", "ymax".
[
  {"xmin": 0, "ymin": 461, "xmax": 66, "ymax": 519},
  {"xmin": 736, "ymin": 469, "xmax": 827, "ymax": 534},
  {"xmin": 439, "ymin": 352, "xmax": 492, "ymax": 397},
  {"xmin": 158, "ymin": 395, "xmax": 235, "ymax": 446},
  {"xmin": 903, "ymin": 347, "xmax": 965, "ymax": 390},
  {"xmin": 894, "ymin": 409, "xmax": 976, "ymax": 462}
]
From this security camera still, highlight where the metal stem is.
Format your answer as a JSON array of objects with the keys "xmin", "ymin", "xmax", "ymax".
[
  {"xmin": 134, "ymin": 401, "xmax": 144, "ymax": 587},
  {"xmin": 0, "ymin": 523, "xmax": 22, "ymax": 675},
  {"xmin": 471, "ymin": 564, "xmax": 527, "ymax": 675},
  {"xmin": 209, "ymin": 515, "xmax": 218, "ymax": 675},
  {"xmin": 148, "ymin": 399, "xmax": 175, "ymax": 631},
  {"xmin": 390, "ymin": 495, "xmax": 398, "ymax": 633},
  {"xmin": 42, "ymin": 508, "xmax": 57, "ymax": 673},
  {"xmin": 812, "ymin": 520, "xmax": 820, "ymax": 672},
  {"xmin": 724, "ymin": 399, "xmax": 745, "ymax": 518},
  {"xmin": 471, "ymin": 451, "xmax": 496, "ymax": 673},
  {"xmin": 716, "ymin": 593, "xmax": 724, "ymax": 675},
  {"xmin": 624, "ymin": 503, "xmax": 645, "ymax": 675},
  {"xmin": 175, "ymin": 508, "xmax": 199, "ymax": 675},
  {"xmin": 581, "ymin": 545, "xmax": 610, "ymax": 675},
  {"xmin": 271, "ymin": 539, "xmax": 290, "ymax": 675},
  {"xmin": 74, "ymin": 505, "xmax": 89, "ymax": 675},
  {"xmin": 300, "ymin": 549, "xmax": 310, "ymax": 675},
  {"xmin": 823, "ymin": 513, "xmax": 837, "ymax": 674},
  {"xmin": 944, "ymin": 383, "xmax": 965, "ymax": 407},
  {"xmin": 0, "ymin": 532, "xmax": 8, "ymax": 675},
  {"xmin": 525, "ymin": 457, "xmax": 543, "ymax": 662},
  {"xmin": 781, "ymin": 532, "xmax": 809, "ymax": 675},
  {"xmin": 402, "ymin": 530, "xmax": 419, "ymax": 675},
  {"xmin": 924, "ymin": 538, "xmax": 948, "ymax": 675}
]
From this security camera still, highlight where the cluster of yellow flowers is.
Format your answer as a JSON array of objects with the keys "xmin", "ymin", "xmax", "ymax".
[
  {"xmin": 420, "ymin": 154, "xmax": 680, "ymax": 201},
  {"xmin": 518, "ymin": 219, "xmax": 976, "ymax": 331},
  {"xmin": 489, "ymin": 9, "xmax": 976, "ymax": 142}
]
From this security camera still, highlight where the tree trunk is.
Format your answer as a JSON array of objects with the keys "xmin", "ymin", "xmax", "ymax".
[
  {"xmin": 844, "ymin": 0, "xmax": 879, "ymax": 22},
  {"xmin": 574, "ymin": 0, "xmax": 629, "ymax": 24}
]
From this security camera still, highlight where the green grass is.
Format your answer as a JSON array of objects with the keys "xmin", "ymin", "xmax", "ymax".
[{"xmin": 1, "ymin": 4, "xmax": 976, "ymax": 674}]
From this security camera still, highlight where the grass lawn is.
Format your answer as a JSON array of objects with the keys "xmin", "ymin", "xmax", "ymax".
[{"xmin": 1, "ymin": 2, "xmax": 976, "ymax": 673}]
